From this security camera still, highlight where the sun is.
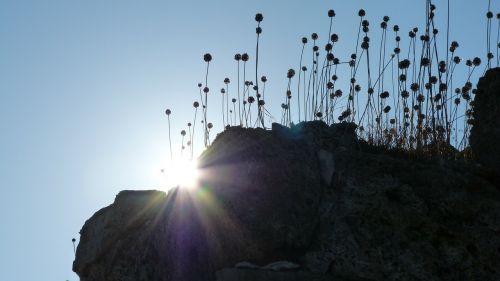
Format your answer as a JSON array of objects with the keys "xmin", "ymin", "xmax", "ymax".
[{"xmin": 161, "ymin": 158, "xmax": 200, "ymax": 190}]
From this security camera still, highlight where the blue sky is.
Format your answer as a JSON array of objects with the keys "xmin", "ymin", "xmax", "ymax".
[{"xmin": 0, "ymin": 0, "xmax": 495, "ymax": 280}]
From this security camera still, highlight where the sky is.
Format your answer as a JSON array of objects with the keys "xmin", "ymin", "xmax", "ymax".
[{"xmin": 0, "ymin": 0, "xmax": 496, "ymax": 280}]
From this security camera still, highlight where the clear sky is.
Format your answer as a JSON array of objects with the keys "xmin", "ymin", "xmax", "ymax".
[{"xmin": 0, "ymin": 0, "xmax": 496, "ymax": 280}]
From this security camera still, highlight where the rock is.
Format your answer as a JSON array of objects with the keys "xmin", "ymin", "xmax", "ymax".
[
  {"xmin": 234, "ymin": 262, "xmax": 259, "ymax": 270},
  {"xmin": 317, "ymin": 150, "xmax": 335, "ymax": 186},
  {"xmin": 470, "ymin": 67, "xmax": 500, "ymax": 173},
  {"xmin": 74, "ymin": 116, "xmax": 500, "ymax": 281},
  {"xmin": 216, "ymin": 268, "xmax": 332, "ymax": 281},
  {"xmin": 262, "ymin": 261, "xmax": 300, "ymax": 271}
]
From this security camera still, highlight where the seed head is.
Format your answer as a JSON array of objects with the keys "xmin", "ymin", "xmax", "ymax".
[
  {"xmin": 398, "ymin": 59, "xmax": 411, "ymax": 69},
  {"xmin": 193, "ymin": 101, "xmax": 199, "ymax": 108},
  {"xmin": 487, "ymin": 11, "xmax": 493, "ymax": 19},
  {"xmin": 261, "ymin": 76, "xmax": 267, "ymax": 83},
  {"xmin": 256, "ymin": 27, "xmax": 262, "ymax": 34},
  {"xmin": 358, "ymin": 9, "xmax": 366, "ymax": 17},
  {"xmin": 393, "ymin": 25, "xmax": 399, "ymax": 32},
  {"xmin": 383, "ymin": 106, "xmax": 391, "ymax": 113},
  {"xmin": 181, "ymin": 130, "xmax": 186, "ymax": 136},
  {"xmin": 234, "ymin": 53, "xmax": 241, "ymax": 61},
  {"xmin": 331, "ymin": 34, "xmax": 339, "ymax": 42},
  {"xmin": 302, "ymin": 37, "xmax": 308, "ymax": 44},
  {"xmin": 311, "ymin": 33, "xmax": 318, "ymax": 40},
  {"xmin": 231, "ymin": 98, "xmax": 236, "ymax": 103},
  {"xmin": 410, "ymin": 83, "xmax": 419, "ymax": 92},
  {"xmin": 255, "ymin": 13, "xmax": 263, "ymax": 22},
  {"xmin": 380, "ymin": 91, "xmax": 389, "ymax": 99},
  {"xmin": 221, "ymin": 88, "xmax": 226, "ymax": 94},
  {"xmin": 224, "ymin": 78, "xmax": 230, "ymax": 84},
  {"xmin": 165, "ymin": 109, "xmax": 171, "ymax": 115},
  {"xmin": 472, "ymin": 57, "xmax": 481, "ymax": 66},
  {"xmin": 416, "ymin": 94, "xmax": 425, "ymax": 103},
  {"xmin": 207, "ymin": 123, "xmax": 213, "ymax": 129},
  {"xmin": 287, "ymin": 69, "xmax": 295, "ymax": 78},
  {"xmin": 203, "ymin": 87, "xmax": 209, "ymax": 93},
  {"xmin": 241, "ymin": 53, "xmax": 249, "ymax": 62},
  {"xmin": 203, "ymin": 53, "xmax": 212, "ymax": 62},
  {"xmin": 328, "ymin": 9, "xmax": 336, "ymax": 17}
]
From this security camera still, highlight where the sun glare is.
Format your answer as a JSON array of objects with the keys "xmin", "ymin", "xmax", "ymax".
[{"xmin": 160, "ymin": 159, "xmax": 200, "ymax": 190}]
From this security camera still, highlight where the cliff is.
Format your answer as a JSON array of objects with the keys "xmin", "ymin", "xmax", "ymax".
[{"xmin": 73, "ymin": 68, "xmax": 500, "ymax": 281}]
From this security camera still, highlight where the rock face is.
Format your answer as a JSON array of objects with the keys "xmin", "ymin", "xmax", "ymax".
[
  {"xmin": 470, "ymin": 67, "xmax": 500, "ymax": 172},
  {"xmin": 73, "ymin": 69, "xmax": 500, "ymax": 281}
]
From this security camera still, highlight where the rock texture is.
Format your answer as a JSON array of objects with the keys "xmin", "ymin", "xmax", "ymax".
[
  {"xmin": 73, "ymin": 69, "xmax": 500, "ymax": 281},
  {"xmin": 470, "ymin": 67, "xmax": 500, "ymax": 172}
]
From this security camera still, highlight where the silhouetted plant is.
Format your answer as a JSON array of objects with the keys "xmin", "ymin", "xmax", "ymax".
[
  {"xmin": 165, "ymin": 109, "xmax": 172, "ymax": 160},
  {"xmin": 72, "ymin": 238, "xmax": 76, "ymax": 255},
  {"xmin": 164, "ymin": 3, "xmax": 488, "ymax": 160}
]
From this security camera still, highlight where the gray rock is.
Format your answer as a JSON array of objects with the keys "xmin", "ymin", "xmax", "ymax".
[
  {"xmin": 216, "ymin": 268, "xmax": 333, "ymax": 281},
  {"xmin": 73, "ymin": 115, "xmax": 500, "ymax": 281},
  {"xmin": 470, "ymin": 67, "xmax": 500, "ymax": 173}
]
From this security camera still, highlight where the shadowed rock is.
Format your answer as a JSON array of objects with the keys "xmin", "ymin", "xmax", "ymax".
[
  {"xmin": 73, "ymin": 119, "xmax": 500, "ymax": 281},
  {"xmin": 470, "ymin": 67, "xmax": 500, "ymax": 173}
]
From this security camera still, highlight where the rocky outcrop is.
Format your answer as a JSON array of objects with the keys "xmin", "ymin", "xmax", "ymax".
[
  {"xmin": 73, "ymin": 116, "xmax": 500, "ymax": 281},
  {"xmin": 470, "ymin": 67, "xmax": 500, "ymax": 173}
]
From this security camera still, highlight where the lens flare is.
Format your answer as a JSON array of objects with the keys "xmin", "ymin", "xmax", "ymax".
[{"xmin": 161, "ymin": 159, "xmax": 200, "ymax": 190}]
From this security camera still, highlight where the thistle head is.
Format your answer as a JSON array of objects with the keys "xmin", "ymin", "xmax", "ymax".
[{"xmin": 255, "ymin": 13, "xmax": 264, "ymax": 22}]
